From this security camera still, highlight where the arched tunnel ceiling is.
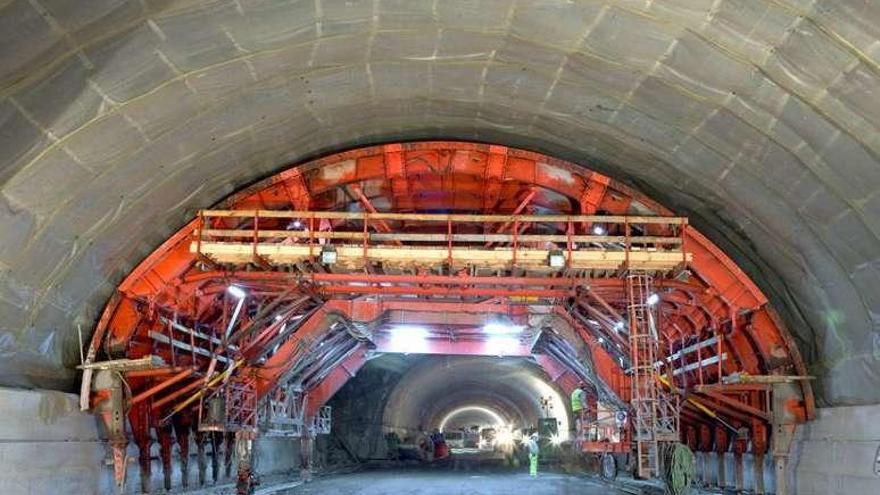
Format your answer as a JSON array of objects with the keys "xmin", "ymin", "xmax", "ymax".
[{"xmin": 0, "ymin": 1, "xmax": 878, "ymax": 405}]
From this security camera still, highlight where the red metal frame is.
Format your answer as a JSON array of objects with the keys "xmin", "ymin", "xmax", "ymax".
[{"xmin": 82, "ymin": 141, "xmax": 813, "ymax": 485}]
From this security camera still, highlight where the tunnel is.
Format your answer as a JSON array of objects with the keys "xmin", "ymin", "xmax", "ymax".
[{"xmin": 0, "ymin": 2, "xmax": 879, "ymax": 495}]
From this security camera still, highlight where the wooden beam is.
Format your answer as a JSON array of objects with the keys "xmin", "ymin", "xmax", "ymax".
[
  {"xmin": 192, "ymin": 242, "xmax": 691, "ymax": 271},
  {"xmin": 199, "ymin": 229, "xmax": 683, "ymax": 245}
]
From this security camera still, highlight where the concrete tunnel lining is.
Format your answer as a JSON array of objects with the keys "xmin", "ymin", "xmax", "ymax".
[
  {"xmin": 1, "ymin": 0, "xmax": 879, "ymax": 409},
  {"xmin": 379, "ymin": 356, "xmax": 570, "ymax": 437}
]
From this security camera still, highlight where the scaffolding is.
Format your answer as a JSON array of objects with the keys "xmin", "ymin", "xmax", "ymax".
[{"xmin": 627, "ymin": 273, "xmax": 679, "ymax": 478}]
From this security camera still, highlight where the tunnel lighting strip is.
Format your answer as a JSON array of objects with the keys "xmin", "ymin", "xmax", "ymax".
[{"xmin": 438, "ymin": 406, "xmax": 507, "ymax": 432}]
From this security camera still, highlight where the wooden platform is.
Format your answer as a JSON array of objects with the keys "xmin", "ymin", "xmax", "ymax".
[{"xmin": 191, "ymin": 242, "xmax": 690, "ymax": 272}]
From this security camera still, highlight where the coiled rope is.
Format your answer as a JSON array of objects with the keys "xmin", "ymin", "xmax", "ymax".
[{"xmin": 662, "ymin": 443, "xmax": 695, "ymax": 495}]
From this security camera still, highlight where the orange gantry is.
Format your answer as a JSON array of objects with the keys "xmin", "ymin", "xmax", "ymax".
[{"xmin": 81, "ymin": 141, "xmax": 813, "ymax": 492}]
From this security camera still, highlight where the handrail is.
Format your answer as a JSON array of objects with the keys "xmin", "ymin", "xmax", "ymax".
[{"xmin": 199, "ymin": 209, "xmax": 688, "ymax": 225}]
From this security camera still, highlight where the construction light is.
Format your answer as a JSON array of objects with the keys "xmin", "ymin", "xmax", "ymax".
[
  {"xmin": 290, "ymin": 220, "xmax": 303, "ymax": 229},
  {"xmin": 387, "ymin": 325, "xmax": 429, "ymax": 353},
  {"xmin": 483, "ymin": 322, "xmax": 524, "ymax": 335},
  {"xmin": 646, "ymin": 293, "xmax": 660, "ymax": 306},
  {"xmin": 592, "ymin": 225, "xmax": 605, "ymax": 235},
  {"xmin": 613, "ymin": 321, "xmax": 625, "ymax": 332},
  {"xmin": 486, "ymin": 336, "xmax": 520, "ymax": 356},
  {"xmin": 548, "ymin": 250, "xmax": 565, "ymax": 268},
  {"xmin": 495, "ymin": 426, "xmax": 515, "ymax": 447},
  {"xmin": 321, "ymin": 246, "xmax": 338, "ymax": 265},
  {"xmin": 227, "ymin": 285, "xmax": 246, "ymax": 299}
]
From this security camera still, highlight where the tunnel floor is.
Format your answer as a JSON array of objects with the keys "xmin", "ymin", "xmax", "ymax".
[{"xmin": 285, "ymin": 469, "xmax": 618, "ymax": 495}]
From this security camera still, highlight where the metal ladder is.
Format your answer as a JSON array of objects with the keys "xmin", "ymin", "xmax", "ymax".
[{"xmin": 627, "ymin": 272, "xmax": 660, "ymax": 479}]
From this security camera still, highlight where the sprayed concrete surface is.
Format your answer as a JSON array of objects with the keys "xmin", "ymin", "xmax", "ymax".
[
  {"xmin": 290, "ymin": 469, "xmax": 616, "ymax": 495},
  {"xmin": 0, "ymin": 1, "xmax": 879, "ymax": 408}
]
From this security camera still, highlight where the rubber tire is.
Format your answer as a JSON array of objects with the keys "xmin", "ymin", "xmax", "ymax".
[{"xmin": 601, "ymin": 453, "xmax": 617, "ymax": 480}]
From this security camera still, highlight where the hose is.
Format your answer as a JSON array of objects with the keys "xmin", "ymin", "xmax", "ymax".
[{"xmin": 662, "ymin": 443, "xmax": 695, "ymax": 495}]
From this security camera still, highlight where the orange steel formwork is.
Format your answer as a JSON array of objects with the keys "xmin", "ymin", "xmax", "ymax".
[{"xmin": 81, "ymin": 142, "xmax": 813, "ymax": 493}]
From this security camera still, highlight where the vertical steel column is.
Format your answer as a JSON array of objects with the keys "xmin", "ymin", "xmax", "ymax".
[
  {"xmin": 158, "ymin": 423, "xmax": 175, "ymax": 491},
  {"xmin": 173, "ymin": 412, "xmax": 193, "ymax": 490},
  {"xmin": 715, "ymin": 427, "xmax": 729, "ymax": 489},
  {"xmin": 211, "ymin": 431, "xmax": 224, "ymax": 483},
  {"xmin": 235, "ymin": 430, "xmax": 257, "ymax": 495},
  {"xmin": 129, "ymin": 401, "xmax": 152, "ymax": 494},
  {"xmin": 225, "ymin": 431, "xmax": 236, "ymax": 478},
  {"xmin": 194, "ymin": 430, "xmax": 207, "ymax": 486},
  {"xmin": 92, "ymin": 370, "xmax": 128, "ymax": 493},
  {"xmin": 734, "ymin": 432, "xmax": 748, "ymax": 492},
  {"xmin": 300, "ymin": 430, "xmax": 315, "ymax": 482}
]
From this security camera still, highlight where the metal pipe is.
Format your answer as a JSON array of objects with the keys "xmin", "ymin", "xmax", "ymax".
[{"xmin": 128, "ymin": 368, "xmax": 195, "ymax": 407}]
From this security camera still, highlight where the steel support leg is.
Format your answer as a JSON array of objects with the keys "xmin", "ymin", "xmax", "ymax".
[
  {"xmin": 755, "ymin": 453, "xmax": 765, "ymax": 494},
  {"xmin": 235, "ymin": 430, "xmax": 257, "ymax": 495},
  {"xmin": 211, "ymin": 431, "xmax": 224, "ymax": 483},
  {"xmin": 225, "ymin": 431, "xmax": 236, "ymax": 478},
  {"xmin": 734, "ymin": 452, "xmax": 744, "ymax": 492},
  {"xmin": 158, "ymin": 424, "xmax": 175, "ymax": 491},
  {"xmin": 194, "ymin": 430, "xmax": 207, "ymax": 487},
  {"xmin": 129, "ymin": 402, "xmax": 152, "ymax": 494},
  {"xmin": 92, "ymin": 371, "xmax": 128, "ymax": 493},
  {"xmin": 775, "ymin": 456, "xmax": 788, "ymax": 495},
  {"xmin": 734, "ymin": 435, "xmax": 747, "ymax": 492},
  {"xmin": 300, "ymin": 433, "xmax": 314, "ymax": 482},
  {"xmin": 173, "ymin": 414, "xmax": 192, "ymax": 490}
]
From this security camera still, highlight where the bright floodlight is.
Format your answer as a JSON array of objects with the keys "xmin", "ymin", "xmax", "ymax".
[
  {"xmin": 387, "ymin": 325, "xmax": 429, "ymax": 353},
  {"xmin": 291, "ymin": 220, "xmax": 303, "ymax": 229},
  {"xmin": 547, "ymin": 250, "xmax": 565, "ymax": 268},
  {"xmin": 483, "ymin": 323, "xmax": 524, "ymax": 335},
  {"xmin": 321, "ymin": 246, "xmax": 338, "ymax": 265},
  {"xmin": 613, "ymin": 321, "xmax": 625, "ymax": 332},
  {"xmin": 592, "ymin": 225, "xmax": 605, "ymax": 235},
  {"xmin": 646, "ymin": 293, "xmax": 660, "ymax": 306},
  {"xmin": 227, "ymin": 285, "xmax": 246, "ymax": 299},
  {"xmin": 486, "ymin": 336, "xmax": 520, "ymax": 356}
]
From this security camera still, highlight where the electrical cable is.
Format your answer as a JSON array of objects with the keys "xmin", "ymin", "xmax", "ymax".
[{"xmin": 662, "ymin": 442, "xmax": 695, "ymax": 495}]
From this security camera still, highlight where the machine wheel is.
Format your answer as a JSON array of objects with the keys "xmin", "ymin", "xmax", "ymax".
[{"xmin": 601, "ymin": 453, "xmax": 617, "ymax": 480}]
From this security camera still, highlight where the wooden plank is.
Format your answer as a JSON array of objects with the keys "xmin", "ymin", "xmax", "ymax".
[
  {"xmin": 191, "ymin": 241, "xmax": 691, "ymax": 271},
  {"xmin": 200, "ymin": 209, "xmax": 687, "ymax": 225},
  {"xmin": 199, "ymin": 229, "xmax": 683, "ymax": 245},
  {"xmin": 77, "ymin": 355, "xmax": 166, "ymax": 371},
  {"xmin": 721, "ymin": 373, "xmax": 815, "ymax": 384}
]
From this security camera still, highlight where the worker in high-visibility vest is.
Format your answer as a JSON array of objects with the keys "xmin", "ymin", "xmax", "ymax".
[
  {"xmin": 571, "ymin": 385, "xmax": 586, "ymax": 415},
  {"xmin": 527, "ymin": 432, "xmax": 540, "ymax": 477},
  {"xmin": 571, "ymin": 383, "xmax": 588, "ymax": 441}
]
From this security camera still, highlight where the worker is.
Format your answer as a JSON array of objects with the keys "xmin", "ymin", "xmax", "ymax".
[
  {"xmin": 571, "ymin": 383, "xmax": 587, "ymax": 438},
  {"xmin": 431, "ymin": 429, "xmax": 449, "ymax": 460},
  {"xmin": 527, "ymin": 432, "xmax": 540, "ymax": 477}
]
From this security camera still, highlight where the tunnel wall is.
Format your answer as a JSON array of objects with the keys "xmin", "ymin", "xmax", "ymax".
[
  {"xmin": 327, "ymin": 362, "xmax": 401, "ymax": 462},
  {"xmin": 792, "ymin": 404, "xmax": 880, "ymax": 494},
  {"xmin": 0, "ymin": 0, "xmax": 879, "ymax": 408},
  {"xmin": 0, "ymin": 387, "xmax": 302, "ymax": 495}
]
